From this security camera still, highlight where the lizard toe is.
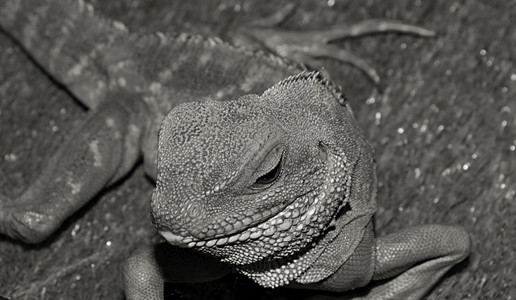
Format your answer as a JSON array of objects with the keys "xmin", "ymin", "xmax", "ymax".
[{"xmin": 234, "ymin": 18, "xmax": 435, "ymax": 90}]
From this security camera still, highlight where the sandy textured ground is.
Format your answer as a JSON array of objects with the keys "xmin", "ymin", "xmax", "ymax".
[{"xmin": 0, "ymin": 0, "xmax": 514, "ymax": 299}]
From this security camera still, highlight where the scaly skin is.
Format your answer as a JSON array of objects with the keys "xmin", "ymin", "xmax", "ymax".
[{"xmin": 0, "ymin": 0, "xmax": 469, "ymax": 299}]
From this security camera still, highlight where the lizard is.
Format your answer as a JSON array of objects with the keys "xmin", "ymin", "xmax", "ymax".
[{"xmin": 0, "ymin": 0, "xmax": 470, "ymax": 299}]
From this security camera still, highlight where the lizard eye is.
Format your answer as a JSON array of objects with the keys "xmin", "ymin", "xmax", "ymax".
[{"xmin": 251, "ymin": 151, "xmax": 283, "ymax": 189}]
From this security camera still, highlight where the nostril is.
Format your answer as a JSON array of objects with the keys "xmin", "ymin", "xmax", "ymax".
[{"xmin": 318, "ymin": 141, "xmax": 328, "ymax": 162}]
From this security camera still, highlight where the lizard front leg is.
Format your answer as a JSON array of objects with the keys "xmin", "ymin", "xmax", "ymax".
[
  {"xmin": 290, "ymin": 224, "xmax": 470, "ymax": 300},
  {"xmin": 365, "ymin": 224, "xmax": 470, "ymax": 300},
  {"xmin": 123, "ymin": 243, "xmax": 231, "ymax": 300},
  {"xmin": 293, "ymin": 224, "xmax": 469, "ymax": 300},
  {"xmin": 0, "ymin": 95, "xmax": 149, "ymax": 243}
]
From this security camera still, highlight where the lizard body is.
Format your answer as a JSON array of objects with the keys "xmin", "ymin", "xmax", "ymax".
[{"xmin": 0, "ymin": 0, "xmax": 470, "ymax": 299}]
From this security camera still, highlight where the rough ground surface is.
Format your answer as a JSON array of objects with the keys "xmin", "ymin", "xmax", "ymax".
[{"xmin": 0, "ymin": 0, "xmax": 514, "ymax": 299}]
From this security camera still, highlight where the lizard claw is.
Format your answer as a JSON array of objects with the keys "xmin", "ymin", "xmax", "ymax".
[{"xmin": 235, "ymin": 12, "xmax": 436, "ymax": 88}]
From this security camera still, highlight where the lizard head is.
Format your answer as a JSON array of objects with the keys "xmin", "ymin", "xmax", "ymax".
[{"xmin": 151, "ymin": 71, "xmax": 373, "ymax": 276}]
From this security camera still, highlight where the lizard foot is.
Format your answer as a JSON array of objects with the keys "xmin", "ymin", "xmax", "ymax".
[
  {"xmin": 234, "ymin": 5, "xmax": 435, "ymax": 88},
  {"xmin": 0, "ymin": 200, "xmax": 59, "ymax": 244}
]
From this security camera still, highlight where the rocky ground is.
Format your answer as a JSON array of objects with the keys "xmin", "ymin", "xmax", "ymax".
[{"xmin": 1, "ymin": 0, "xmax": 514, "ymax": 299}]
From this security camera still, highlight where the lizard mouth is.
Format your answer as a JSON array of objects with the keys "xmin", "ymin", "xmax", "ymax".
[
  {"xmin": 158, "ymin": 196, "xmax": 303, "ymax": 248},
  {"xmin": 159, "ymin": 181, "xmax": 346, "ymax": 251}
]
